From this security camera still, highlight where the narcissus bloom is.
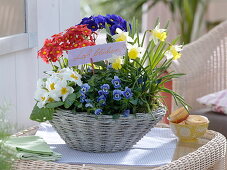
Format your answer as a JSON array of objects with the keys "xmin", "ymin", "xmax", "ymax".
[
  {"xmin": 165, "ymin": 45, "xmax": 183, "ymax": 60},
  {"xmin": 127, "ymin": 44, "xmax": 143, "ymax": 60},
  {"xmin": 112, "ymin": 58, "xmax": 123, "ymax": 70},
  {"xmin": 150, "ymin": 23, "xmax": 167, "ymax": 44},
  {"xmin": 112, "ymin": 28, "xmax": 133, "ymax": 42}
]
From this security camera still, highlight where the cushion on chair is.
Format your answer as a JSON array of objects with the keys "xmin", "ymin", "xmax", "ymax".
[
  {"xmin": 197, "ymin": 89, "xmax": 227, "ymax": 114},
  {"xmin": 191, "ymin": 109, "xmax": 227, "ymax": 137}
]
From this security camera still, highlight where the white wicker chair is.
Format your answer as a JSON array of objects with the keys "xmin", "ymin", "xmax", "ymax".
[{"xmin": 171, "ymin": 20, "xmax": 227, "ymax": 111}]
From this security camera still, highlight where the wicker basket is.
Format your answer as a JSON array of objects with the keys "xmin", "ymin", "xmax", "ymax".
[{"xmin": 49, "ymin": 106, "xmax": 166, "ymax": 153}]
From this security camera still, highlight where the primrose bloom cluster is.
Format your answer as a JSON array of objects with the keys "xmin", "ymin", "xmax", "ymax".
[
  {"xmin": 35, "ymin": 68, "xmax": 82, "ymax": 108},
  {"xmin": 79, "ymin": 14, "xmax": 129, "ymax": 35},
  {"xmin": 38, "ymin": 25, "xmax": 95, "ymax": 63}
]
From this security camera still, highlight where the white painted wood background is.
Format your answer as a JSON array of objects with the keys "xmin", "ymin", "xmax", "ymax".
[{"xmin": 0, "ymin": 0, "xmax": 80, "ymax": 130}]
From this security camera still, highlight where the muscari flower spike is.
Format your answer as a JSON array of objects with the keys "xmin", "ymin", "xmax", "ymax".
[
  {"xmin": 112, "ymin": 76, "xmax": 121, "ymax": 88},
  {"xmin": 123, "ymin": 87, "xmax": 133, "ymax": 99},
  {"xmin": 113, "ymin": 90, "xmax": 122, "ymax": 101},
  {"xmin": 95, "ymin": 109, "xmax": 103, "ymax": 115},
  {"xmin": 100, "ymin": 84, "xmax": 110, "ymax": 95},
  {"xmin": 80, "ymin": 83, "xmax": 90, "ymax": 94}
]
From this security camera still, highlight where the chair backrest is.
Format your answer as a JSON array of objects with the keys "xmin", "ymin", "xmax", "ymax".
[{"xmin": 171, "ymin": 20, "xmax": 227, "ymax": 111}]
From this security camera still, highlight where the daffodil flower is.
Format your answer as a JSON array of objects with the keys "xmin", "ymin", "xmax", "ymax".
[
  {"xmin": 55, "ymin": 81, "xmax": 74, "ymax": 101},
  {"xmin": 150, "ymin": 23, "xmax": 167, "ymax": 45},
  {"xmin": 127, "ymin": 44, "xmax": 144, "ymax": 60},
  {"xmin": 112, "ymin": 28, "xmax": 133, "ymax": 42},
  {"xmin": 108, "ymin": 55, "xmax": 123, "ymax": 70},
  {"xmin": 165, "ymin": 45, "xmax": 183, "ymax": 60}
]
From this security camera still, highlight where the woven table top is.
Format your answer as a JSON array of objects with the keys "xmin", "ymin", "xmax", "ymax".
[{"xmin": 12, "ymin": 123, "xmax": 226, "ymax": 170}]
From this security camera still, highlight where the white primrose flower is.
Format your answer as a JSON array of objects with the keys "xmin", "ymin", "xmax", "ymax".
[
  {"xmin": 34, "ymin": 89, "xmax": 61, "ymax": 108},
  {"xmin": 165, "ymin": 45, "xmax": 183, "ymax": 60},
  {"xmin": 127, "ymin": 43, "xmax": 144, "ymax": 60},
  {"xmin": 59, "ymin": 68, "xmax": 82, "ymax": 86},
  {"xmin": 55, "ymin": 81, "xmax": 74, "ymax": 101},
  {"xmin": 37, "ymin": 78, "xmax": 46, "ymax": 89},
  {"xmin": 45, "ymin": 76, "xmax": 61, "ymax": 91},
  {"xmin": 150, "ymin": 23, "xmax": 167, "ymax": 45},
  {"xmin": 112, "ymin": 28, "xmax": 133, "ymax": 43},
  {"xmin": 34, "ymin": 89, "xmax": 48, "ymax": 108}
]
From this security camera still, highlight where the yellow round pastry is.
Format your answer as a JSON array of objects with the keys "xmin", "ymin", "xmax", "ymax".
[
  {"xmin": 185, "ymin": 115, "xmax": 209, "ymax": 125},
  {"xmin": 169, "ymin": 107, "xmax": 189, "ymax": 123}
]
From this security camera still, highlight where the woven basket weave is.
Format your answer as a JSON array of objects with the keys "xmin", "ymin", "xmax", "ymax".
[{"xmin": 49, "ymin": 106, "xmax": 166, "ymax": 153}]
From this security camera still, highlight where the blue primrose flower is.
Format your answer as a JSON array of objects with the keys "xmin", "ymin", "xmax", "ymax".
[
  {"xmin": 105, "ymin": 14, "xmax": 123, "ymax": 25},
  {"xmin": 80, "ymin": 83, "xmax": 90, "ymax": 94},
  {"xmin": 123, "ymin": 110, "xmax": 130, "ymax": 117},
  {"xmin": 123, "ymin": 87, "xmax": 133, "ymax": 99},
  {"xmin": 94, "ymin": 15, "xmax": 106, "ymax": 29},
  {"xmin": 109, "ymin": 24, "xmax": 125, "ymax": 35},
  {"xmin": 94, "ymin": 109, "xmax": 103, "ymax": 115},
  {"xmin": 112, "ymin": 76, "xmax": 121, "ymax": 88},
  {"xmin": 100, "ymin": 84, "xmax": 110, "ymax": 95},
  {"xmin": 113, "ymin": 90, "xmax": 122, "ymax": 101},
  {"xmin": 79, "ymin": 16, "xmax": 98, "ymax": 31}
]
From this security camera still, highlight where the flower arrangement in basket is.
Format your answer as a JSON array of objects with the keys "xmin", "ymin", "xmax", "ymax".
[{"xmin": 30, "ymin": 14, "xmax": 187, "ymax": 152}]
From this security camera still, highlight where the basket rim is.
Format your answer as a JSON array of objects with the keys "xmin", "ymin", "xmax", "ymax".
[{"xmin": 54, "ymin": 105, "xmax": 166, "ymax": 118}]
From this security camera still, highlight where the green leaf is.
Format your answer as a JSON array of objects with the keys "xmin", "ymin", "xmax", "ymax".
[
  {"xmin": 94, "ymin": 61, "xmax": 106, "ymax": 68},
  {"xmin": 30, "ymin": 104, "xmax": 54, "ymax": 122},
  {"xmin": 130, "ymin": 99, "xmax": 138, "ymax": 105},
  {"xmin": 77, "ymin": 103, "xmax": 83, "ymax": 108},
  {"xmin": 64, "ymin": 93, "xmax": 77, "ymax": 108},
  {"xmin": 46, "ymin": 101, "xmax": 64, "ymax": 108}
]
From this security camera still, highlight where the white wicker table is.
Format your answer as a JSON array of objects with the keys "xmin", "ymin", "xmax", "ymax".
[{"xmin": 13, "ymin": 124, "xmax": 226, "ymax": 170}]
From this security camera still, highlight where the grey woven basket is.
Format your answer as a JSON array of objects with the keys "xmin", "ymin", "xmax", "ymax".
[{"xmin": 49, "ymin": 106, "xmax": 166, "ymax": 153}]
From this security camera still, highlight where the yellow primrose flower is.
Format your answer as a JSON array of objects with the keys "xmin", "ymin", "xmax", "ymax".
[
  {"xmin": 127, "ymin": 44, "xmax": 144, "ymax": 60},
  {"xmin": 150, "ymin": 23, "xmax": 167, "ymax": 44},
  {"xmin": 165, "ymin": 45, "xmax": 183, "ymax": 60},
  {"xmin": 112, "ymin": 28, "xmax": 133, "ymax": 42}
]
